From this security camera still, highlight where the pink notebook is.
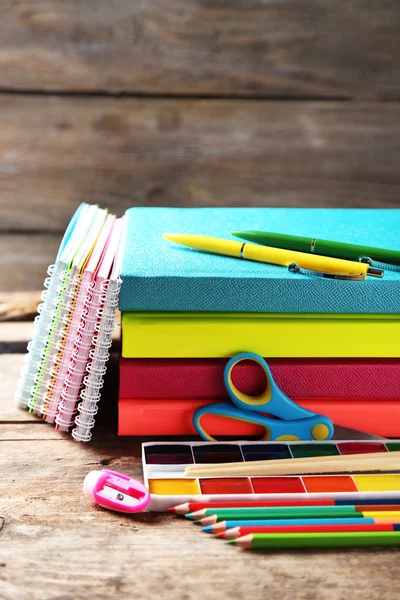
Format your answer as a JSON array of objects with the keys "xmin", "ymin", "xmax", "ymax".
[{"xmin": 54, "ymin": 216, "xmax": 122, "ymax": 431}]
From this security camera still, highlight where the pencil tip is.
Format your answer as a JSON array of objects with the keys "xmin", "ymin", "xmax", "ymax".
[
  {"xmin": 228, "ymin": 539, "xmax": 237, "ymax": 545},
  {"xmin": 201, "ymin": 526, "xmax": 213, "ymax": 533}
]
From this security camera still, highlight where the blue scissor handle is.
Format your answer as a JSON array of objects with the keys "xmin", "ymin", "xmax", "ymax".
[
  {"xmin": 224, "ymin": 352, "xmax": 316, "ymax": 421},
  {"xmin": 193, "ymin": 403, "xmax": 334, "ymax": 442}
]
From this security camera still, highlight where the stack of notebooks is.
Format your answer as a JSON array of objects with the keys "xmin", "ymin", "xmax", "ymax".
[
  {"xmin": 118, "ymin": 207, "xmax": 400, "ymax": 438},
  {"xmin": 15, "ymin": 203, "xmax": 124, "ymax": 442}
]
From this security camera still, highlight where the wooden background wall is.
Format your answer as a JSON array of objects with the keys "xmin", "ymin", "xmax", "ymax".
[{"xmin": 1, "ymin": 1, "xmax": 400, "ymax": 291}]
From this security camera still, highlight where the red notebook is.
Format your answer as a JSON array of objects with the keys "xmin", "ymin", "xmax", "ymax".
[
  {"xmin": 119, "ymin": 357, "xmax": 400, "ymax": 400},
  {"xmin": 118, "ymin": 397, "xmax": 400, "ymax": 438}
]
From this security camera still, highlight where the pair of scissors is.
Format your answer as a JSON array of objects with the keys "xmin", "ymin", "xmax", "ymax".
[{"xmin": 193, "ymin": 352, "xmax": 334, "ymax": 442}]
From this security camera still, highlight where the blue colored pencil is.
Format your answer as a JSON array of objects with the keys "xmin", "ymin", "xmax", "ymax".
[{"xmin": 202, "ymin": 516, "xmax": 400, "ymax": 533}]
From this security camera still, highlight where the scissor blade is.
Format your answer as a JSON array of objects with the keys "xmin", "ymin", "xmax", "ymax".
[{"xmin": 332, "ymin": 425, "xmax": 387, "ymax": 441}]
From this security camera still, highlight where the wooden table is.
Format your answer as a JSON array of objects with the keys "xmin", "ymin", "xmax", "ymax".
[{"xmin": 1, "ymin": 300, "xmax": 399, "ymax": 600}]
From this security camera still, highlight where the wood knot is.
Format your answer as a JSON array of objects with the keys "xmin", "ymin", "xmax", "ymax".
[{"xmin": 93, "ymin": 113, "xmax": 128, "ymax": 135}]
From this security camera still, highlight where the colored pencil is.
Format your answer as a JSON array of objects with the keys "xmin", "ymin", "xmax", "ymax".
[
  {"xmin": 168, "ymin": 498, "xmax": 400, "ymax": 515},
  {"xmin": 187, "ymin": 506, "xmax": 400, "ymax": 524},
  {"xmin": 184, "ymin": 450, "xmax": 400, "ymax": 477},
  {"xmin": 229, "ymin": 531, "xmax": 400, "ymax": 549},
  {"xmin": 168, "ymin": 499, "xmax": 334, "ymax": 515},
  {"xmin": 202, "ymin": 517, "xmax": 400, "ymax": 532},
  {"xmin": 188, "ymin": 504, "xmax": 400, "ymax": 520},
  {"xmin": 216, "ymin": 523, "xmax": 400, "ymax": 540}
]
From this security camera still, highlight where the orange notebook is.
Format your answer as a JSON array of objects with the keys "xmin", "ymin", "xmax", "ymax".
[{"xmin": 118, "ymin": 397, "xmax": 400, "ymax": 438}]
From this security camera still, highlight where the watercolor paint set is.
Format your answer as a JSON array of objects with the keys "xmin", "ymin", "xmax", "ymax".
[{"xmin": 142, "ymin": 440, "xmax": 400, "ymax": 511}]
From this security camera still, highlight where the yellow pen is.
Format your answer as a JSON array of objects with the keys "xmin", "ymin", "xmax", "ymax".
[{"xmin": 162, "ymin": 234, "xmax": 383, "ymax": 280}]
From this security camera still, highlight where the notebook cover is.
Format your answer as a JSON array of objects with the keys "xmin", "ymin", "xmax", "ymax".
[
  {"xmin": 121, "ymin": 312, "xmax": 400, "ymax": 358},
  {"xmin": 119, "ymin": 207, "xmax": 400, "ymax": 313},
  {"xmin": 118, "ymin": 398, "xmax": 400, "ymax": 438},
  {"xmin": 119, "ymin": 357, "xmax": 400, "ymax": 400}
]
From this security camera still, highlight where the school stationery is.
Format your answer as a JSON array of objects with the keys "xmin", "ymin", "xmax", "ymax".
[
  {"xmin": 84, "ymin": 469, "xmax": 150, "ymax": 513},
  {"xmin": 192, "ymin": 352, "xmax": 333, "ymax": 442},
  {"xmin": 72, "ymin": 219, "xmax": 125, "ymax": 442},
  {"xmin": 169, "ymin": 498, "xmax": 400, "ymax": 516},
  {"xmin": 121, "ymin": 312, "xmax": 400, "ymax": 358},
  {"xmin": 118, "ymin": 397, "xmax": 400, "ymax": 438},
  {"xmin": 119, "ymin": 357, "xmax": 400, "ymax": 401},
  {"xmin": 118, "ymin": 395, "xmax": 400, "ymax": 438},
  {"xmin": 15, "ymin": 203, "xmax": 100, "ymax": 414},
  {"xmin": 217, "ymin": 523, "xmax": 400, "ymax": 539},
  {"xmin": 119, "ymin": 207, "xmax": 400, "ymax": 314},
  {"xmin": 15, "ymin": 203, "xmax": 124, "ymax": 442},
  {"xmin": 189, "ymin": 507, "xmax": 400, "ymax": 524},
  {"xmin": 44, "ymin": 212, "xmax": 115, "ymax": 426},
  {"xmin": 203, "ymin": 517, "xmax": 400, "ymax": 532},
  {"xmin": 232, "ymin": 230, "xmax": 400, "ymax": 267},
  {"xmin": 184, "ymin": 451, "xmax": 400, "ymax": 478},
  {"xmin": 229, "ymin": 531, "xmax": 400, "ymax": 549},
  {"xmin": 163, "ymin": 233, "xmax": 382, "ymax": 280},
  {"xmin": 141, "ymin": 441, "xmax": 400, "ymax": 511}
]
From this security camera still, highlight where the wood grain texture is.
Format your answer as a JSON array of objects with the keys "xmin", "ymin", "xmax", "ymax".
[
  {"xmin": 0, "ymin": 291, "xmax": 42, "ymax": 322},
  {"xmin": 0, "ymin": 234, "xmax": 61, "ymax": 291},
  {"xmin": 0, "ymin": 1, "xmax": 400, "ymax": 99},
  {"xmin": 1, "ymin": 349, "xmax": 400, "ymax": 600},
  {"xmin": 1, "ymin": 96, "xmax": 400, "ymax": 233}
]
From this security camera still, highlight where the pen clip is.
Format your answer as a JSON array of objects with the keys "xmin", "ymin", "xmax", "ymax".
[
  {"xmin": 360, "ymin": 256, "xmax": 400, "ymax": 272},
  {"xmin": 288, "ymin": 263, "xmax": 365, "ymax": 281}
]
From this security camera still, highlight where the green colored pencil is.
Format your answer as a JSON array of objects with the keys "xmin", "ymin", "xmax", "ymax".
[
  {"xmin": 187, "ymin": 506, "xmax": 377, "ymax": 524},
  {"xmin": 230, "ymin": 531, "xmax": 400, "ymax": 549}
]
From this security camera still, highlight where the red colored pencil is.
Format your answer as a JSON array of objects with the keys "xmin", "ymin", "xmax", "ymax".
[
  {"xmin": 168, "ymin": 499, "xmax": 336, "ymax": 515},
  {"xmin": 217, "ymin": 523, "xmax": 399, "ymax": 540}
]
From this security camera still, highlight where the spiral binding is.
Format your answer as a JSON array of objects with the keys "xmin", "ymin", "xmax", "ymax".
[
  {"xmin": 72, "ymin": 277, "xmax": 121, "ymax": 442},
  {"xmin": 54, "ymin": 277, "xmax": 108, "ymax": 431},
  {"xmin": 14, "ymin": 261, "xmax": 67, "ymax": 409},
  {"xmin": 43, "ymin": 270, "xmax": 95, "ymax": 424},
  {"xmin": 15, "ymin": 208, "xmax": 123, "ymax": 442},
  {"xmin": 28, "ymin": 265, "xmax": 79, "ymax": 416}
]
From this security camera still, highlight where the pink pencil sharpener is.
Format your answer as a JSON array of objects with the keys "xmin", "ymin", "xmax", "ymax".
[{"xmin": 84, "ymin": 469, "xmax": 151, "ymax": 513}]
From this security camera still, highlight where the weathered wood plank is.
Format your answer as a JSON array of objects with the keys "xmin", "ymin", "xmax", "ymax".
[
  {"xmin": 0, "ymin": 355, "xmax": 30, "ymax": 421},
  {"xmin": 0, "ymin": 291, "xmax": 42, "ymax": 322},
  {"xmin": 0, "ymin": 1, "xmax": 400, "ymax": 99},
  {"xmin": 1, "ymin": 438, "xmax": 399, "ymax": 600},
  {"xmin": 1, "ymin": 423, "xmax": 399, "ymax": 599},
  {"xmin": 0, "ymin": 235, "xmax": 61, "ymax": 292},
  {"xmin": 1, "ymin": 352, "xmax": 400, "ymax": 598},
  {"xmin": 1, "ymin": 96, "xmax": 400, "ymax": 233},
  {"xmin": 0, "ymin": 324, "xmax": 32, "ymax": 353}
]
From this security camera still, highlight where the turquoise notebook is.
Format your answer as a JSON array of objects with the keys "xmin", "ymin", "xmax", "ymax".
[{"xmin": 119, "ymin": 207, "xmax": 400, "ymax": 313}]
